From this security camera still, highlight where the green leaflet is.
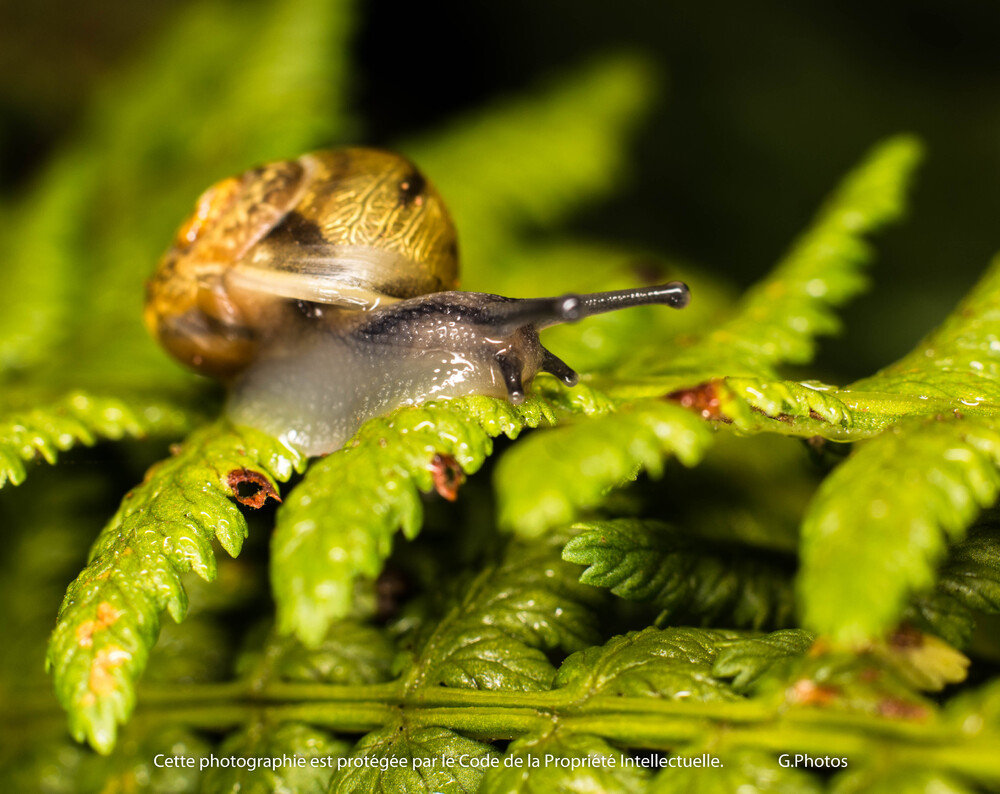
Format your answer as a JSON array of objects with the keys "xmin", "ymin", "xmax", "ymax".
[
  {"xmin": 329, "ymin": 724, "xmax": 496, "ymax": 794},
  {"xmin": 403, "ymin": 56, "xmax": 656, "ymax": 285},
  {"xmin": 908, "ymin": 522, "xmax": 1000, "ymax": 647},
  {"xmin": 480, "ymin": 730, "xmax": 649, "ymax": 794},
  {"xmin": 403, "ymin": 534, "xmax": 603, "ymax": 692},
  {"xmin": 46, "ymin": 421, "xmax": 303, "ymax": 753},
  {"xmin": 851, "ymin": 252, "xmax": 1000, "ymax": 404},
  {"xmin": 710, "ymin": 630, "xmax": 815, "ymax": 693},
  {"xmin": 496, "ymin": 400, "xmax": 713, "ymax": 537},
  {"xmin": 553, "ymin": 626, "xmax": 743, "ymax": 702},
  {"xmin": 0, "ymin": 390, "xmax": 196, "ymax": 488},
  {"xmin": 639, "ymin": 135, "xmax": 922, "ymax": 381},
  {"xmin": 649, "ymin": 751, "xmax": 823, "ymax": 794},
  {"xmin": 202, "ymin": 722, "xmax": 349, "ymax": 794},
  {"xmin": 798, "ymin": 415, "xmax": 1000, "ymax": 645},
  {"xmin": 563, "ymin": 520, "xmax": 796, "ymax": 629},
  {"xmin": 480, "ymin": 731, "xmax": 649, "ymax": 794},
  {"xmin": 270, "ymin": 621, "xmax": 397, "ymax": 686},
  {"xmin": 271, "ymin": 396, "xmax": 558, "ymax": 647}
]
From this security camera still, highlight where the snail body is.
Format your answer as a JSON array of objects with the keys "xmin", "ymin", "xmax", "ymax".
[{"xmin": 145, "ymin": 148, "xmax": 689, "ymax": 456}]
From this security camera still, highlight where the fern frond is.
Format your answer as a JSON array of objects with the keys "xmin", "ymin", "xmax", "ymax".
[
  {"xmin": 481, "ymin": 731, "xmax": 650, "ymax": 794},
  {"xmin": 852, "ymin": 252, "xmax": 1000, "ymax": 404},
  {"xmin": 908, "ymin": 521, "xmax": 1000, "ymax": 647},
  {"xmin": 403, "ymin": 534, "xmax": 602, "ymax": 691},
  {"xmin": 563, "ymin": 520, "xmax": 796, "ymax": 629},
  {"xmin": 710, "ymin": 630, "xmax": 815, "ymax": 693},
  {"xmin": 269, "ymin": 621, "xmax": 397, "ymax": 685},
  {"xmin": 496, "ymin": 401, "xmax": 712, "ymax": 536},
  {"xmin": 271, "ymin": 396, "xmax": 558, "ymax": 647},
  {"xmin": 203, "ymin": 723, "xmax": 349, "ymax": 794},
  {"xmin": 553, "ymin": 626, "xmax": 743, "ymax": 701},
  {"xmin": 47, "ymin": 422, "xmax": 303, "ymax": 753},
  {"xmin": 329, "ymin": 724, "xmax": 496, "ymax": 794},
  {"xmin": 0, "ymin": 390, "xmax": 196, "ymax": 488},
  {"xmin": 799, "ymin": 415, "xmax": 1000, "ymax": 644}
]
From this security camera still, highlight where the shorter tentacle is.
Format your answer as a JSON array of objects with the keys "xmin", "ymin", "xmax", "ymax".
[
  {"xmin": 540, "ymin": 349, "xmax": 579, "ymax": 386},
  {"xmin": 496, "ymin": 351, "xmax": 526, "ymax": 404}
]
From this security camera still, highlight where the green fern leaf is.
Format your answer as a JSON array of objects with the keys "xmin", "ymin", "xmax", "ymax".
[
  {"xmin": 851, "ymin": 253, "xmax": 1000, "ymax": 404},
  {"xmin": 480, "ymin": 731, "xmax": 650, "ymax": 794},
  {"xmin": 563, "ymin": 520, "xmax": 796, "ymax": 629},
  {"xmin": 907, "ymin": 521, "xmax": 1000, "ymax": 647},
  {"xmin": 404, "ymin": 535, "xmax": 602, "ymax": 692},
  {"xmin": 202, "ymin": 722, "xmax": 349, "ymax": 794},
  {"xmin": 271, "ymin": 621, "xmax": 397, "ymax": 685},
  {"xmin": 271, "ymin": 396, "xmax": 557, "ymax": 647},
  {"xmin": 649, "ymin": 751, "xmax": 823, "ymax": 794},
  {"xmin": 496, "ymin": 401, "xmax": 713, "ymax": 536},
  {"xmin": 0, "ymin": 390, "xmax": 196, "ymax": 488},
  {"xmin": 554, "ymin": 626, "xmax": 743, "ymax": 701},
  {"xmin": 799, "ymin": 415, "xmax": 1000, "ymax": 645},
  {"xmin": 46, "ymin": 421, "xmax": 303, "ymax": 753},
  {"xmin": 710, "ymin": 630, "xmax": 815, "ymax": 693},
  {"xmin": 329, "ymin": 723, "xmax": 496, "ymax": 794}
]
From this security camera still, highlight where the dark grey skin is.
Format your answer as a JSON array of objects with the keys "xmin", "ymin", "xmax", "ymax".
[{"xmin": 227, "ymin": 282, "xmax": 689, "ymax": 455}]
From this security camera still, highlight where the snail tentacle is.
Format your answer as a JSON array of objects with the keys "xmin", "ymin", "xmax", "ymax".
[
  {"xmin": 496, "ymin": 350, "xmax": 526, "ymax": 404},
  {"xmin": 540, "ymin": 349, "xmax": 579, "ymax": 386}
]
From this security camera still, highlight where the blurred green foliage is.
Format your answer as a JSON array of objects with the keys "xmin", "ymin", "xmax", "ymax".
[{"xmin": 5, "ymin": 2, "xmax": 1000, "ymax": 793}]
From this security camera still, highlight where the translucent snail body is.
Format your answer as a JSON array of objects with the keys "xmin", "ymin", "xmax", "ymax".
[{"xmin": 145, "ymin": 148, "xmax": 689, "ymax": 455}]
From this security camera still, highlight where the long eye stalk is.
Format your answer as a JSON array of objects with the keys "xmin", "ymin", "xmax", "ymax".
[{"xmin": 484, "ymin": 281, "xmax": 690, "ymax": 334}]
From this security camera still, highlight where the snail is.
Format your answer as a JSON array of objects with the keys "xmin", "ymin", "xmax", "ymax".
[{"xmin": 145, "ymin": 148, "xmax": 690, "ymax": 456}]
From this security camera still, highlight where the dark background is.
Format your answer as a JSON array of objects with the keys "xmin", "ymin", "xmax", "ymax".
[{"xmin": 3, "ymin": 0, "xmax": 999, "ymax": 380}]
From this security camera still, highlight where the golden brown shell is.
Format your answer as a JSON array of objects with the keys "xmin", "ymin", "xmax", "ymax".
[{"xmin": 144, "ymin": 148, "xmax": 459, "ymax": 377}]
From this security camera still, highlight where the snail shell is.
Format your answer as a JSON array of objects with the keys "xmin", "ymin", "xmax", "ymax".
[
  {"xmin": 144, "ymin": 148, "xmax": 458, "ymax": 378},
  {"xmin": 145, "ymin": 148, "xmax": 689, "ymax": 456}
]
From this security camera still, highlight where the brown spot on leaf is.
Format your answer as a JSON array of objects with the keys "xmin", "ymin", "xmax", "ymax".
[
  {"xmin": 89, "ymin": 646, "xmax": 130, "ymax": 696},
  {"xmin": 227, "ymin": 468, "xmax": 281, "ymax": 508},
  {"xmin": 429, "ymin": 454, "xmax": 464, "ymax": 501},
  {"xmin": 666, "ymin": 381, "xmax": 730, "ymax": 422}
]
